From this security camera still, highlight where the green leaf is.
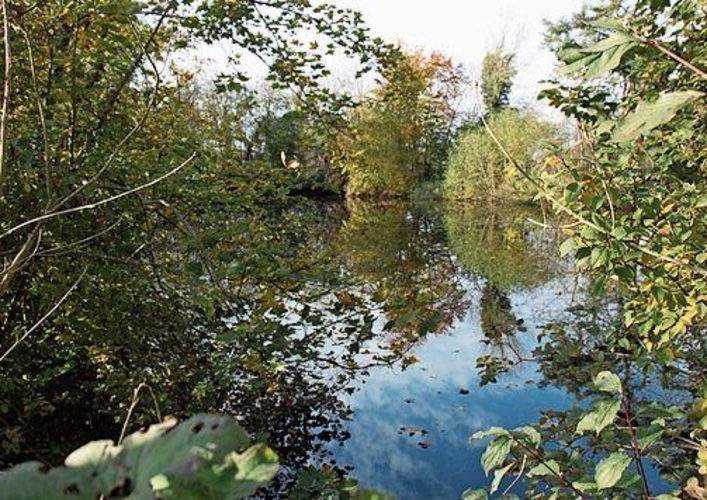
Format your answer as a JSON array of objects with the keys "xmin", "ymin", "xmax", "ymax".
[
  {"xmin": 559, "ymin": 33, "xmax": 638, "ymax": 79},
  {"xmin": 462, "ymin": 488, "xmax": 489, "ymax": 500},
  {"xmin": 595, "ymin": 452, "xmax": 632, "ymax": 490},
  {"xmin": 593, "ymin": 371, "xmax": 622, "ymax": 394},
  {"xmin": 590, "ymin": 17, "xmax": 628, "ymax": 32},
  {"xmin": 559, "ymin": 237, "xmax": 576, "ymax": 257},
  {"xmin": 357, "ymin": 490, "xmax": 396, "ymax": 500},
  {"xmin": 481, "ymin": 436, "xmax": 512, "ymax": 476},
  {"xmin": 637, "ymin": 425, "xmax": 665, "ymax": 450},
  {"xmin": 582, "ymin": 32, "xmax": 638, "ymax": 53},
  {"xmin": 513, "ymin": 426, "xmax": 541, "ymax": 448},
  {"xmin": 471, "ymin": 427, "xmax": 510, "ymax": 441},
  {"xmin": 0, "ymin": 415, "xmax": 279, "ymax": 499},
  {"xmin": 590, "ymin": 247, "xmax": 610, "ymax": 268},
  {"xmin": 585, "ymin": 42, "xmax": 638, "ymax": 79},
  {"xmin": 612, "ymin": 91, "xmax": 704, "ymax": 142},
  {"xmin": 491, "ymin": 463, "xmax": 514, "ymax": 494},
  {"xmin": 576, "ymin": 400, "xmax": 621, "ymax": 435},
  {"xmin": 573, "ymin": 481, "xmax": 599, "ymax": 493},
  {"xmin": 527, "ymin": 460, "xmax": 561, "ymax": 478}
]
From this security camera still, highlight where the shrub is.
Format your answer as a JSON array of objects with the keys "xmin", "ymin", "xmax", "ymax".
[{"xmin": 443, "ymin": 110, "xmax": 556, "ymax": 201}]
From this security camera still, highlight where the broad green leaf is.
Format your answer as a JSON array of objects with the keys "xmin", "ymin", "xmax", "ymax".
[
  {"xmin": 526, "ymin": 460, "xmax": 561, "ymax": 478},
  {"xmin": 590, "ymin": 247, "xmax": 610, "ymax": 268},
  {"xmin": 513, "ymin": 426, "xmax": 542, "ymax": 447},
  {"xmin": 559, "ymin": 33, "xmax": 637, "ymax": 79},
  {"xmin": 573, "ymin": 481, "xmax": 599, "ymax": 493},
  {"xmin": 513, "ymin": 426, "xmax": 541, "ymax": 448},
  {"xmin": 595, "ymin": 452, "xmax": 632, "ymax": 490},
  {"xmin": 559, "ymin": 237, "xmax": 575, "ymax": 257},
  {"xmin": 481, "ymin": 436, "xmax": 512, "ymax": 476},
  {"xmin": 576, "ymin": 400, "xmax": 621, "ymax": 435},
  {"xmin": 585, "ymin": 42, "xmax": 638, "ymax": 79},
  {"xmin": 491, "ymin": 463, "xmax": 514, "ymax": 494},
  {"xmin": 637, "ymin": 425, "xmax": 665, "ymax": 450},
  {"xmin": 612, "ymin": 91, "xmax": 704, "ymax": 142},
  {"xmin": 593, "ymin": 371, "xmax": 622, "ymax": 394},
  {"xmin": 471, "ymin": 427, "xmax": 510, "ymax": 441},
  {"xmin": 582, "ymin": 32, "xmax": 638, "ymax": 53},
  {"xmin": 558, "ymin": 47, "xmax": 584, "ymax": 64},
  {"xmin": 0, "ymin": 415, "xmax": 279, "ymax": 499}
]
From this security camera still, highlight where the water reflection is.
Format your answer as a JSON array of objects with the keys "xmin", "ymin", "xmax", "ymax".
[
  {"xmin": 1, "ymin": 198, "xmax": 580, "ymax": 499},
  {"xmin": 335, "ymin": 200, "xmax": 470, "ymax": 360},
  {"xmin": 325, "ymin": 201, "xmax": 578, "ymax": 499},
  {"xmin": 446, "ymin": 203, "xmax": 559, "ymax": 291}
]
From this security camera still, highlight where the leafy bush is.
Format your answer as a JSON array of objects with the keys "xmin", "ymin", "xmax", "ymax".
[{"xmin": 443, "ymin": 110, "xmax": 557, "ymax": 201}]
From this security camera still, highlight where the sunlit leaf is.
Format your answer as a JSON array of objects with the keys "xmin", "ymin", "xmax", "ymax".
[
  {"xmin": 462, "ymin": 488, "xmax": 489, "ymax": 500},
  {"xmin": 576, "ymin": 400, "xmax": 621, "ymax": 435},
  {"xmin": 481, "ymin": 436, "xmax": 512, "ymax": 476},
  {"xmin": 593, "ymin": 371, "xmax": 622, "ymax": 394},
  {"xmin": 490, "ymin": 463, "xmax": 514, "ymax": 494},
  {"xmin": 595, "ymin": 452, "xmax": 632, "ymax": 490},
  {"xmin": 0, "ymin": 415, "xmax": 279, "ymax": 499},
  {"xmin": 527, "ymin": 460, "xmax": 561, "ymax": 478},
  {"xmin": 612, "ymin": 91, "xmax": 704, "ymax": 142}
]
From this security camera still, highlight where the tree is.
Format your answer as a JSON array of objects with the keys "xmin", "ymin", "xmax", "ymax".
[
  {"xmin": 480, "ymin": 45, "xmax": 517, "ymax": 112},
  {"xmin": 443, "ymin": 109, "xmax": 556, "ymax": 200},
  {"xmin": 342, "ymin": 50, "xmax": 469, "ymax": 197},
  {"xmin": 0, "ymin": 0, "xmax": 392, "ymax": 483},
  {"xmin": 443, "ymin": 45, "xmax": 556, "ymax": 201}
]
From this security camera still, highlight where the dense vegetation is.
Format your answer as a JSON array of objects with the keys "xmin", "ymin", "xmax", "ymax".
[
  {"xmin": 0, "ymin": 0, "xmax": 705, "ymax": 498},
  {"xmin": 465, "ymin": 0, "xmax": 707, "ymax": 498}
]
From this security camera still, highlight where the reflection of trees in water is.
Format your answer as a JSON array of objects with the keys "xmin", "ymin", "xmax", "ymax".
[
  {"xmin": 1, "ymin": 198, "xmax": 480, "ymax": 495},
  {"xmin": 445, "ymin": 204, "xmax": 562, "ymax": 377},
  {"xmin": 0, "ymin": 201, "xmax": 363, "ymax": 492},
  {"xmin": 445, "ymin": 203, "xmax": 559, "ymax": 292},
  {"xmin": 336, "ymin": 200, "xmax": 470, "ymax": 353},
  {"xmin": 479, "ymin": 282, "xmax": 525, "ymax": 361},
  {"xmin": 0, "ymin": 199, "xmax": 568, "ymax": 494}
]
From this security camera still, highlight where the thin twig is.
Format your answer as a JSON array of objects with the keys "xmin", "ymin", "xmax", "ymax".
[
  {"xmin": 0, "ymin": 0, "xmax": 11, "ymax": 186},
  {"xmin": 643, "ymin": 39, "xmax": 707, "ymax": 80},
  {"xmin": 118, "ymin": 382, "xmax": 163, "ymax": 445},
  {"xmin": 0, "ymin": 152, "xmax": 197, "ymax": 241},
  {"xmin": 0, "ymin": 267, "xmax": 87, "ymax": 363},
  {"xmin": 36, "ymin": 221, "xmax": 121, "ymax": 257},
  {"xmin": 0, "ymin": 226, "xmax": 42, "ymax": 295},
  {"xmin": 502, "ymin": 455, "xmax": 526, "ymax": 495},
  {"xmin": 18, "ymin": 25, "xmax": 51, "ymax": 198}
]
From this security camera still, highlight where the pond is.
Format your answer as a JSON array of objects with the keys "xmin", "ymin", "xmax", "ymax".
[
  {"xmin": 1, "ymin": 196, "xmax": 631, "ymax": 498},
  {"xmin": 318, "ymin": 200, "xmax": 579, "ymax": 499}
]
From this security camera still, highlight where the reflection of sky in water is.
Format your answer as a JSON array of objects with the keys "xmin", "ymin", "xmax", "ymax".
[{"xmin": 327, "ymin": 274, "xmax": 579, "ymax": 499}]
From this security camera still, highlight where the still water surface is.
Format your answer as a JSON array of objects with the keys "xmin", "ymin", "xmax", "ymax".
[
  {"xmin": 320, "ymin": 200, "xmax": 579, "ymax": 499},
  {"xmin": 1, "ymin": 197, "xmax": 587, "ymax": 499}
]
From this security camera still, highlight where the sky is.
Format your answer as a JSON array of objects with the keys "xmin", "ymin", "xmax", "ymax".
[
  {"xmin": 196, "ymin": 1, "xmax": 587, "ymax": 112},
  {"xmin": 333, "ymin": 0, "xmax": 587, "ymax": 109}
]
